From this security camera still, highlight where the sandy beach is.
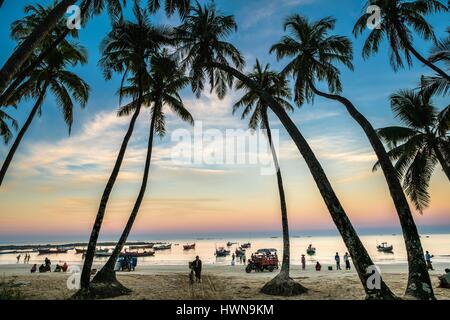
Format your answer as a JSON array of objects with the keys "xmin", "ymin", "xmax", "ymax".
[{"xmin": 1, "ymin": 263, "xmax": 449, "ymax": 300}]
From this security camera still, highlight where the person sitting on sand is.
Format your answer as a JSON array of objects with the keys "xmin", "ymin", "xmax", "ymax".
[
  {"xmin": 315, "ymin": 261, "xmax": 322, "ymax": 271},
  {"xmin": 38, "ymin": 264, "xmax": 46, "ymax": 273},
  {"xmin": 30, "ymin": 264, "xmax": 37, "ymax": 273},
  {"xmin": 44, "ymin": 257, "xmax": 51, "ymax": 268},
  {"xmin": 62, "ymin": 262, "xmax": 68, "ymax": 272},
  {"xmin": 425, "ymin": 251, "xmax": 434, "ymax": 270},
  {"xmin": 192, "ymin": 256, "xmax": 202, "ymax": 283},
  {"xmin": 54, "ymin": 264, "xmax": 62, "ymax": 272},
  {"xmin": 335, "ymin": 252, "xmax": 341, "ymax": 270},
  {"xmin": 344, "ymin": 252, "xmax": 351, "ymax": 270},
  {"xmin": 301, "ymin": 254, "xmax": 306, "ymax": 270},
  {"xmin": 438, "ymin": 268, "xmax": 450, "ymax": 289}
]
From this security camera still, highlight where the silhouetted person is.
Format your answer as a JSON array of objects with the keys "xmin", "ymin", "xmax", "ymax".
[
  {"xmin": 192, "ymin": 256, "xmax": 202, "ymax": 283},
  {"xmin": 301, "ymin": 254, "xmax": 306, "ymax": 270},
  {"xmin": 315, "ymin": 261, "xmax": 322, "ymax": 271},
  {"xmin": 425, "ymin": 251, "xmax": 434, "ymax": 270},
  {"xmin": 344, "ymin": 252, "xmax": 351, "ymax": 270},
  {"xmin": 335, "ymin": 252, "xmax": 341, "ymax": 270}
]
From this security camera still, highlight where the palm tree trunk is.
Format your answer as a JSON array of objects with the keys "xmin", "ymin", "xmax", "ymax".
[
  {"xmin": 92, "ymin": 111, "xmax": 156, "ymax": 287},
  {"xmin": 310, "ymin": 84, "xmax": 433, "ymax": 300},
  {"xmin": 209, "ymin": 62, "xmax": 396, "ymax": 299},
  {"xmin": 406, "ymin": 43, "xmax": 450, "ymax": 82},
  {"xmin": 78, "ymin": 98, "xmax": 143, "ymax": 292},
  {"xmin": 434, "ymin": 145, "xmax": 450, "ymax": 180},
  {"xmin": 0, "ymin": 0, "xmax": 77, "ymax": 95},
  {"xmin": 0, "ymin": 88, "xmax": 46, "ymax": 187},
  {"xmin": 0, "ymin": 0, "xmax": 92, "ymax": 107}
]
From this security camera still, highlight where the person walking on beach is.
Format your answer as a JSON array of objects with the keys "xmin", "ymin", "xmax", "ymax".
[
  {"xmin": 315, "ymin": 261, "xmax": 322, "ymax": 271},
  {"xmin": 232, "ymin": 253, "xmax": 235, "ymax": 261},
  {"xmin": 243, "ymin": 255, "xmax": 246, "ymax": 265},
  {"xmin": 335, "ymin": 252, "xmax": 341, "ymax": 270},
  {"xmin": 301, "ymin": 254, "xmax": 306, "ymax": 270},
  {"xmin": 425, "ymin": 251, "xmax": 434, "ymax": 270},
  {"xmin": 192, "ymin": 256, "xmax": 202, "ymax": 283},
  {"xmin": 344, "ymin": 252, "xmax": 351, "ymax": 270},
  {"xmin": 16, "ymin": 254, "xmax": 21, "ymax": 263}
]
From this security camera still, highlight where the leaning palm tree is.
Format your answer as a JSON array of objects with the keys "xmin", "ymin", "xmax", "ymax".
[
  {"xmin": 0, "ymin": 106, "xmax": 17, "ymax": 144},
  {"xmin": 270, "ymin": 14, "xmax": 433, "ymax": 300},
  {"xmin": 175, "ymin": 2, "xmax": 396, "ymax": 299},
  {"xmin": 353, "ymin": 0, "xmax": 449, "ymax": 81},
  {"xmin": 88, "ymin": 55, "xmax": 193, "ymax": 298},
  {"xmin": 233, "ymin": 60, "xmax": 306, "ymax": 296},
  {"xmin": 0, "ymin": 40, "xmax": 89, "ymax": 187},
  {"xmin": 374, "ymin": 89, "xmax": 450, "ymax": 213},
  {"xmin": 76, "ymin": 4, "xmax": 171, "ymax": 295},
  {"xmin": 0, "ymin": 0, "xmax": 125, "ymax": 102}
]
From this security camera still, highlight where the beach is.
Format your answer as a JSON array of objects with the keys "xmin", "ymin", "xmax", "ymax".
[{"xmin": 1, "ymin": 263, "xmax": 449, "ymax": 300}]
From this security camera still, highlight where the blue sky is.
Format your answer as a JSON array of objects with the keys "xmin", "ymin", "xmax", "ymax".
[{"xmin": 0, "ymin": 0, "xmax": 448, "ymax": 240}]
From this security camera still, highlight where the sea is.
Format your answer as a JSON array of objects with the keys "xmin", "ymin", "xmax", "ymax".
[{"xmin": 1, "ymin": 233, "xmax": 449, "ymax": 266}]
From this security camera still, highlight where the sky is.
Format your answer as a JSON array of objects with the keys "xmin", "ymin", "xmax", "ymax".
[{"xmin": 0, "ymin": 0, "xmax": 449, "ymax": 241}]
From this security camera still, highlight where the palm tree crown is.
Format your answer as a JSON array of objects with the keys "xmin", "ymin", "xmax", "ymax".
[
  {"xmin": 174, "ymin": 1, "xmax": 244, "ymax": 98},
  {"xmin": 233, "ymin": 60, "xmax": 293, "ymax": 129},
  {"xmin": 374, "ymin": 89, "xmax": 450, "ymax": 212},
  {"xmin": 0, "ymin": 107, "xmax": 17, "ymax": 144},
  {"xmin": 353, "ymin": 0, "xmax": 448, "ymax": 71},
  {"xmin": 270, "ymin": 15, "xmax": 353, "ymax": 105},
  {"xmin": 148, "ymin": 0, "xmax": 191, "ymax": 18}
]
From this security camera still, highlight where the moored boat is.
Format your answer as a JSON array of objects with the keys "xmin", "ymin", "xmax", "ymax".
[
  {"xmin": 38, "ymin": 248, "xmax": 68, "ymax": 255},
  {"xmin": 215, "ymin": 247, "xmax": 231, "ymax": 257},
  {"xmin": 183, "ymin": 243, "xmax": 195, "ymax": 250},
  {"xmin": 129, "ymin": 244, "xmax": 154, "ymax": 250},
  {"xmin": 306, "ymin": 244, "xmax": 316, "ymax": 255},
  {"xmin": 121, "ymin": 251, "xmax": 155, "ymax": 257},
  {"xmin": 377, "ymin": 242, "xmax": 394, "ymax": 253},
  {"xmin": 153, "ymin": 243, "xmax": 172, "ymax": 250},
  {"xmin": 241, "ymin": 242, "xmax": 251, "ymax": 249}
]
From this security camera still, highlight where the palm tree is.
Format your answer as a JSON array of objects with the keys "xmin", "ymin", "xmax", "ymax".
[
  {"xmin": 233, "ymin": 60, "xmax": 306, "ymax": 296},
  {"xmin": 270, "ymin": 14, "xmax": 433, "ymax": 299},
  {"xmin": 89, "ymin": 55, "xmax": 193, "ymax": 297},
  {"xmin": 0, "ymin": 0, "xmax": 125, "ymax": 103},
  {"xmin": 175, "ymin": 2, "xmax": 396, "ymax": 299},
  {"xmin": 77, "ymin": 4, "xmax": 171, "ymax": 295},
  {"xmin": 0, "ymin": 106, "xmax": 17, "ymax": 144},
  {"xmin": 374, "ymin": 89, "xmax": 450, "ymax": 213},
  {"xmin": 0, "ymin": 0, "xmax": 5, "ymax": 9},
  {"xmin": 0, "ymin": 40, "xmax": 89, "ymax": 187},
  {"xmin": 353, "ymin": 0, "xmax": 449, "ymax": 81},
  {"xmin": 148, "ymin": 0, "xmax": 191, "ymax": 18}
]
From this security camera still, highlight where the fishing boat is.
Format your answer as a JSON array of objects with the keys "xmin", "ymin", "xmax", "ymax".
[
  {"xmin": 226, "ymin": 242, "xmax": 234, "ymax": 247},
  {"xmin": 377, "ymin": 242, "xmax": 394, "ymax": 253},
  {"xmin": 306, "ymin": 244, "xmax": 316, "ymax": 255},
  {"xmin": 215, "ymin": 247, "xmax": 231, "ymax": 257},
  {"xmin": 121, "ymin": 251, "xmax": 155, "ymax": 257},
  {"xmin": 129, "ymin": 243, "xmax": 154, "ymax": 250},
  {"xmin": 153, "ymin": 243, "xmax": 172, "ymax": 251},
  {"xmin": 75, "ymin": 248, "xmax": 86, "ymax": 254},
  {"xmin": 38, "ymin": 248, "xmax": 69, "ymax": 255},
  {"xmin": 235, "ymin": 247, "xmax": 246, "ymax": 257},
  {"xmin": 183, "ymin": 243, "xmax": 196, "ymax": 250},
  {"xmin": 94, "ymin": 251, "xmax": 112, "ymax": 257},
  {"xmin": 241, "ymin": 243, "xmax": 251, "ymax": 249}
]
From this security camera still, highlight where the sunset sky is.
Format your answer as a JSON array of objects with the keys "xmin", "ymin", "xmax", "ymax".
[{"xmin": 0, "ymin": 0, "xmax": 448, "ymax": 241}]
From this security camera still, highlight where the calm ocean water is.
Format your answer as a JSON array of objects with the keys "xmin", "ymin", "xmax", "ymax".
[{"xmin": 1, "ymin": 234, "xmax": 449, "ymax": 266}]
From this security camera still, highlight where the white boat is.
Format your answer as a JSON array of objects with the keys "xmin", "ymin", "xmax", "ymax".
[{"xmin": 377, "ymin": 242, "xmax": 394, "ymax": 253}]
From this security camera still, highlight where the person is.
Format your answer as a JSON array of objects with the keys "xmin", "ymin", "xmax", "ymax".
[
  {"xmin": 335, "ymin": 252, "xmax": 341, "ymax": 270},
  {"xmin": 301, "ymin": 254, "xmax": 306, "ymax": 270},
  {"xmin": 344, "ymin": 252, "xmax": 351, "ymax": 270},
  {"xmin": 44, "ymin": 257, "xmax": 51, "ymax": 268},
  {"xmin": 131, "ymin": 257, "xmax": 137, "ymax": 271},
  {"xmin": 315, "ymin": 261, "xmax": 322, "ymax": 271},
  {"xmin": 232, "ymin": 253, "xmax": 235, "ymax": 261},
  {"xmin": 438, "ymin": 268, "xmax": 450, "ymax": 289},
  {"xmin": 239, "ymin": 254, "xmax": 243, "ymax": 264},
  {"xmin": 62, "ymin": 262, "xmax": 68, "ymax": 272},
  {"xmin": 54, "ymin": 264, "xmax": 62, "ymax": 272},
  {"xmin": 30, "ymin": 264, "xmax": 37, "ymax": 273},
  {"xmin": 16, "ymin": 254, "xmax": 21, "ymax": 263},
  {"xmin": 243, "ymin": 255, "xmax": 246, "ymax": 265},
  {"xmin": 425, "ymin": 251, "xmax": 434, "ymax": 270},
  {"xmin": 192, "ymin": 256, "xmax": 202, "ymax": 283}
]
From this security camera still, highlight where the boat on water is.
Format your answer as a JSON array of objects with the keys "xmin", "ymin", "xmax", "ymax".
[
  {"xmin": 215, "ymin": 247, "xmax": 231, "ymax": 257},
  {"xmin": 121, "ymin": 251, "xmax": 155, "ymax": 257},
  {"xmin": 306, "ymin": 244, "xmax": 316, "ymax": 255},
  {"xmin": 38, "ymin": 248, "xmax": 69, "ymax": 255},
  {"xmin": 241, "ymin": 243, "xmax": 251, "ymax": 249},
  {"xmin": 129, "ymin": 244, "xmax": 154, "ymax": 250},
  {"xmin": 153, "ymin": 243, "xmax": 172, "ymax": 251},
  {"xmin": 377, "ymin": 242, "xmax": 394, "ymax": 253},
  {"xmin": 183, "ymin": 243, "xmax": 196, "ymax": 250},
  {"xmin": 235, "ymin": 247, "xmax": 246, "ymax": 257},
  {"xmin": 226, "ymin": 242, "xmax": 235, "ymax": 247}
]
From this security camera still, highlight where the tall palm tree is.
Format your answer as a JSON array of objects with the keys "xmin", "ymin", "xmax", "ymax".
[
  {"xmin": 270, "ymin": 14, "xmax": 433, "ymax": 299},
  {"xmin": 148, "ymin": 0, "xmax": 191, "ymax": 18},
  {"xmin": 0, "ymin": 40, "xmax": 89, "ymax": 187},
  {"xmin": 175, "ymin": 2, "xmax": 396, "ymax": 299},
  {"xmin": 353, "ymin": 0, "xmax": 449, "ymax": 81},
  {"xmin": 89, "ymin": 55, "xmax": 193, "ymax": 297},
  {"xmin": 0, "ymin": 0, "xmax": 125, "ymax": 103},
  {"xmin": 0, "ymin": 106, "xmax": 17, "ymax": 144},
  {"xmin": 374, "ymin": 89, "xmax": 450, "ymax": 212},
  {"xmin": 77, "ymin": 4, "xmax": 171, "ymax": 295},
  {"xmin": 233, "ymin": 60, "xmax": 306, "ymax": 296}
]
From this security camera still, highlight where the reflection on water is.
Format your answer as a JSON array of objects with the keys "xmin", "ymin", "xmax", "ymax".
[{"xmin": 0, "ymin": 234, "xmax": 449, "ymax": 266}]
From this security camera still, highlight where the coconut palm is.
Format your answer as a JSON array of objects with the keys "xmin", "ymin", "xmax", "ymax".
[
  {"xmin": 0, "ymin": 0, "xmax": 125, "ymax": 103},
  {"xmin": 233, "ymin": 60, "xmax": 306, "ymax": 296},
  {"xmin": 147, "ymin": 0, "xmax": 191, "ymax": 18},
  {"xmin": 0, "ymin": 107, "xmax": 17, "ymax": 144},
  {"xmin": 374, "ymin": 89, "xmax": 450, "ymax": 213},
  {"xmin": 0, "ymin": 0, "xmax": 4, "ymax": 9},
  {"xmin": 270, "ymin": 14, "xmax": 433, "ymax": 300},
  {"xmin": 77, "ymin": 4, "xmax": 171, "ymax": 295},
  {"xmin": 89, "ymin": 55, "xmax": 193, "ymax": 297},
  {"xmin": 0, "ymin": 40, "xmax": 89, "ymax": 187},
  {"xmin": 174, "ymin": 2, "xmax": 395, "ymax": 299},
  {"xmin": 353, "ymin": 0, "xmax": 449, "ymax": 81}
]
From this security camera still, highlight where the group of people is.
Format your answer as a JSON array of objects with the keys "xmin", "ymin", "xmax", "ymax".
[
  {"xmin": 30, "ymin": 257, "xmax": 68, "ymax": 273},
  {"xmin": 300, "ymin": 252, "xmax": 351, "ymax": 271},
  {"xmin": 231, "ymin": 253, "xmax": 246, "ymax": 266},
  {"xmin": 16, "ymin": 253, "xmax": 31, "ymax": 264}
]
